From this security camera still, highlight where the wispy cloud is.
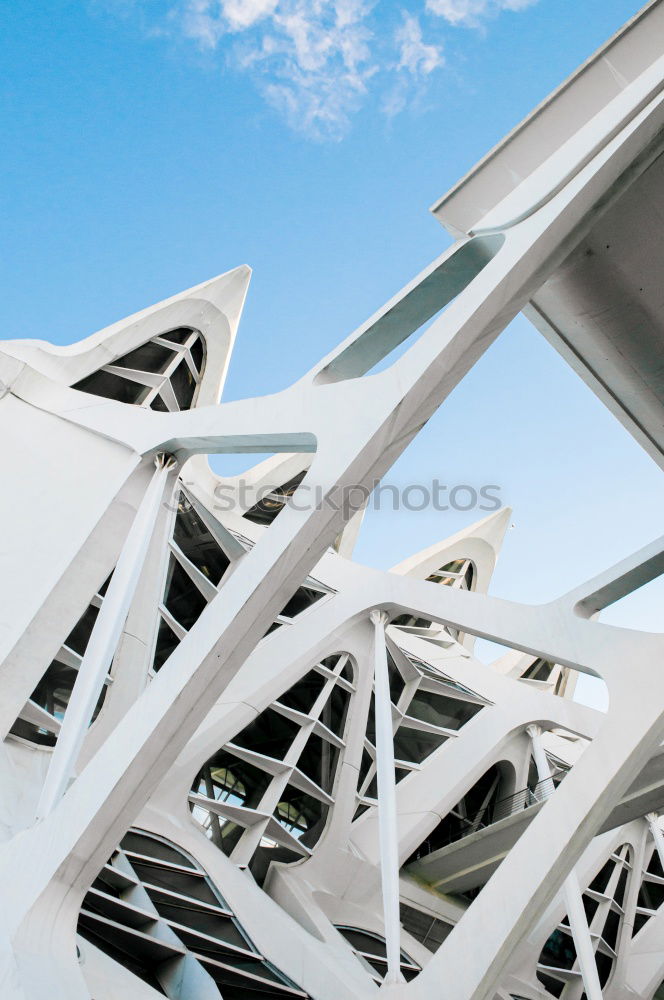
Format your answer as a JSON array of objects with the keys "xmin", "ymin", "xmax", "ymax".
[
  {"xmin": 178, "ymin": 0, "xmax": 378, "ymax": 139},
  {"xmin": 182, "ymin": 0, "xmax": 279, "ymax": 43},
  {"xmin": 396, "ymin": 12, "xmax": 443, "ymax": 75},
  {"xmin": 237, "ymin": 0, "xmax": 377, "ymax": 139},
  {"xmin": 105, "ymin": 0, "xmax": 538, "ymax": 139},
  {"xmin": 425, "ymin": 0, "xmax": 538, "ymax": 29},
  {"xmin": 383, "ymin": 12, "xmax": 443, "ymax": 117}
]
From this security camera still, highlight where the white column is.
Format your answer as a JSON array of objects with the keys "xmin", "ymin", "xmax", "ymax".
[
  {"xmin": 527, "ymin": 722, "xmax": 556, "ymax": 801},
  {"xmin": 561, "ymin": 871, "xmax": 604, "ymax": 1000},
  {"xmin": 646, "ymin": 812, "xmax": 664, "ymax": 872},
  {"xmin": 526, "ymin": 724, "xmax": 603, "ymax": 1000},
  {"xmin": 37, "ymin": 454, "xmax": 176, "ymax": 819},
  {"xmin": 370, "ymin": 609, "xmax": 404, "ymax": 986}
]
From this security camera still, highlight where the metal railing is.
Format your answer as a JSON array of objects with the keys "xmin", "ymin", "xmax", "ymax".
[
  {"xmin": 412, "ymin": 777, "xmax": 560, "ymax": 859},
  {"xmin": 491, "ymin": 777, "xmax": 555, "ymax": 823}
]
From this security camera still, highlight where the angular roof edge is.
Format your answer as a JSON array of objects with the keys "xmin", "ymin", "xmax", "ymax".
[{"xmin": 430, "ymin": 0, "xmax": 664, "ymax": 237}]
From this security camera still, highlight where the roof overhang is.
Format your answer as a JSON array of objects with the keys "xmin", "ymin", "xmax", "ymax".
[{"xmin": 432, "ymin": 0, "xmax": 664, "ymax": 470}]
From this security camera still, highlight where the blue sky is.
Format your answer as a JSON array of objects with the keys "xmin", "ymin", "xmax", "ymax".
[{"xmin": 2, "ymin": 0, "xmax": 661, "ymax": 705}]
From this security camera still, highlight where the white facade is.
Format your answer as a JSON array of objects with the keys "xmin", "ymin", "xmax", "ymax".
[{"xmin": 1, "ymin": 3, "xmax": 664, "ymax": 999}]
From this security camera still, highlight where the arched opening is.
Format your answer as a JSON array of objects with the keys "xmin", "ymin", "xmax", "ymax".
[
  {"xmin": 407, "ymin": 760, "xmax": 517, "ymax": 861},
  {"xmin": 9, "ymin": 573, "xmax": 113, "ymax": 747},
  {"xmin": 537, "ymin": 843, "xmax": 633, "ymax": 997},
  {"xmin": 73, "ymin": 327, "xmax": 206, "ymax": 411},
  {"xmin": 78, "ymin": 828, "xmax": 307, "ymax": 997},
  {"xmin": 189, "ymin": 654, "xmax": 354, "ymax": 883},
  {"xmin": 334, "ymin": 925, "xmax": 420, "ymax": 983}
]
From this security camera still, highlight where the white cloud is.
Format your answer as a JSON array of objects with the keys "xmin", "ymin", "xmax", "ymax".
[
  {"xmin": 106, "ymin": 0, "xmax": 537, "ymax": 138},
  {"xmin": 180, "ymin": 0, "xmax": 279, "ymax": 46},
  {"xmin": 382, "ymin": 12, "xmax": 443, "ymax": 118},
  {"xmin": 425, "ymin": 0, "xmax": 538, "ymax": 28},
  {"xmin": 179, "ymin": 0, "xmax": 377, "ymax": 139},
  {"xmin": 222, "ymin": 0, "xmax": 279, "ymax": 31},
  {"xmin": 396, "ymin": 13, "xmax": 443, "ymax": 76}
]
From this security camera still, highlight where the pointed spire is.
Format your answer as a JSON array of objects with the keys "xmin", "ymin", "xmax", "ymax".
[
  {"xmin": 0, "ymin": 265, "xmax": 252, "ymax": 406},
  {"xmin": 176, "ymin": 265, "xmax": 252, "ymax": 405},
  {"xmin": 188, "ymin": 264, "xmax": 252, "ymax": 345},
  {"xmin": 390, "ymin": 506, "xmax": 512, "ymax": 595}
]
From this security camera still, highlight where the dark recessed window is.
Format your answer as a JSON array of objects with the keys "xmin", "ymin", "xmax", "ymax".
[
  {"xmin": 163, "ymin": 557, "xmax": 208, "ymax": 631},
  {"xmin": 72, "ymin": 329, "xmax": 204, "ymax": 412},
  {"xmin": 173, "ymin": 498, "xmax": 230, "ymax": 586}
]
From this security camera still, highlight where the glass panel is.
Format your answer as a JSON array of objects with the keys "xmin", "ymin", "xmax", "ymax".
[
  {"xmin": 128, "ymin": 861, "xmax": 219, "ymax": 904},
  {"xmin": 120, "ymin": 831, "xmax": 195, "ymax": 867},
  {"xmin": 648, "ymin": 848, "xmax": 664, "ymax": 878},
  {"xmin": 387, "ymin": 651, "xmax": 405, "ymax": 705},
  {"xmin": 523, "ymin": 658, "xmax": 555, "ymax": 681},
  {"xmin": 73, "ymin": 370, "xmax": 152, "ymax": 405},
  {"xmin": 274, "ymin": 786, "xmax": 328, "ymax": 847},
  {"xmin": 338, "ymin": 927, "xmax": 387, "ymax": 957},
  {"xmin": 170, "ymin": 360, "xmax": 197, "ymax": 410},
  {"xmin": 366, "ymin": 694, "xmax": 376, "ymax": 745},
  {"xmin": 339, "ymin": 659, "xmax": 354, "ymax": 683},
  {"xmin": 320, "ymin": 685, "xmax": 350, "ymax": 737},
  {"xmin": 173, "ymin": 924, "xmax": 253, "ymax": 958},
  {"xmin": 189, "ymin": 336, "xmax": 204, "ymax": 374},
  {"xmin": 279, "ymin": 586, "xmax": 324, "ymax": 619},
  {"xmin": 115, "ymin": 341, "xmax": 176, "ymax": 374},
  {"xmin": 194, "ymin": 751, "xmax": 272, "ymax": 810},
  {"xmin": 163, "ymin": 556, "xmax": 208, "ymax": 631},
  {"xmin": 407, "ymin": 690, "xmax": 482, "ymax": 730},
  {"xmin": 393, "ymin": 727, "xmax": 447, "ymax": 765},
  {"xmin": 296, "ymin": 733, "xmax": 340, "ymax": 795},
  {"xmin": 582, "ymin": 894, "xmax": 599, "ymax": 924},
  {"xmin": 10, "ymin": 596, "xmax": 108, "ymax": 745},
  {"xmin": 589, "ymin": 859, "xmax": 614, "ymax": 894},
  {"xmin": 173, "ymin": 496, "xmax": 230, "ymax": 586},
  {"xmin": 536, "ymin": 973, "xmax": 564, "ymax": 998},
  {"xmin": 150, "ymin": 393, "xmax": 169, "ymax": 411},
  {"xmin": 602, "ymin": 908, "xmax": 621, "ymax": 949},
  {"xmin": 66, "ymin": 603, "xmax": 100, "ymax": 655},
  {"xmin": 232, "ymin": 708, "xmax": 300, "ymax": 762},
  {"xmin": 243, "ymin": 472, "xmax": 307, "ymax": 526},
  {"xmin": 596, "ymin": 949, "xmax": 613, "ymax": 987},
  {"xmin": 426, "ymin": 559, "xmax": 473, "ymax": 587},
  {"xmin": 159, "ymin": 328, "xmax": 192, "ymax": 345},
  {"xmin": 614, "ymin": 865, "xmax": 629, "ymax": 908},
  {"xmin": 400, "ymin": 903, "xmax": 452, "ymax": 952},
  {"xmin": 152, "ymin": 617, "xmax": 180, "ymax": 672},
  {"xmin": 79, "ymin": 829, "xmax": 305, "ymax": 997},
  {"xmin": 638, "ymin": 879, "xmax": 664, "ymax": 910},
  {"xmin": 540, "ymin": 928, "xmax": 577, "ymax": 970},
  {"xmin": 248, "ymin": 844, "xmax": 303, "ymax": 886},
  {"xmin": 391, "ymin": 614, "xmax": 432, "ymax": 629},
  {"xmin": 76, "ymin": 919, "xmax": 168, "ymax": 995},
  {"xmin": 276, "ymin": 671, "xmax": 327, "ymax": 715},
  {"xmin": 358, "ymin": 749, "xmax": 373, "ymax": 790}
]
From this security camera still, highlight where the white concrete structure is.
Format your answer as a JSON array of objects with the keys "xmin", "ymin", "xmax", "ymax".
[{"xmin": 1, "ymin": 3, "xmax": 664, "ymax": 999}]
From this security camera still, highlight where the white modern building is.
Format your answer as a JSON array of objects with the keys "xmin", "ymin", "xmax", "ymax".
[{"xmin": 1, "ymin": 3, "xmax": 664, "ymax": 999}]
